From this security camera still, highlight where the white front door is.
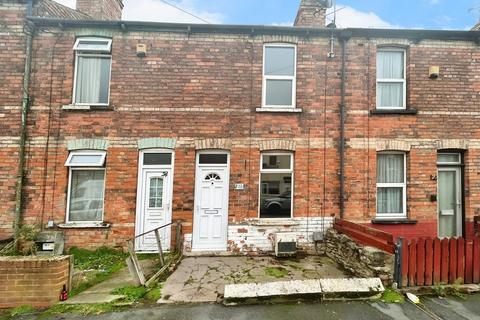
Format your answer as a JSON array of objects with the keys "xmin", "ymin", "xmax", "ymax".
[
  {"xmin": 438, "ymin": 167, "xmax": 462, "ymax": 238},
  {"xmin": 135, "ymin": 151, "xmax": 173, "ymax": 252},
  {"xmin": 193, "ymin": 152, "xmax": 230, "ymax": 251}
]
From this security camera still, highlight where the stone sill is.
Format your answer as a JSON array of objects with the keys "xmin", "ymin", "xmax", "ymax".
[
  {"xmin": 371, "ymin": 219, "xmax": 418, "ymax": 225},
  {"xmin": 256, "ymin": 107, "xmax": 303, "ymax": 113},
  {"xmin": 62, "ymin": 104, "xmax": 113, "ymax": 111},
  {"xmin": 247, "ymin": 219, "xmax": 299, "ymax": 227},
  {"xmin": 57, "ymin": 223, "xmax": 111, "ymax": 229},
  {"xmin": 370, "ymin": 108, "xmax": 418, "ymax": 115}
]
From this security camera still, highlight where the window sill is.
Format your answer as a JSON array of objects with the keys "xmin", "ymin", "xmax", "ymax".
[
  {"xmin": 256, "ymin": 107, "xmax": 303, "ymax": 113},
  {"xmin": 62, "ymin": 104, "xmax": 113, "ymax": 111},
  {"xmin": 247, "ymin": 218, "xmax": 299, "ymax": 226},
  {"xmin": 370, "ymin": 108, "xmax": 418, "ymax": 115},
  {"xmin": 57, "ymin": 223, "xmax": 111, "ymax": 229},
  {"xmin": 371, "ymin": 218, "xmax": 417, "ymax": 225}
]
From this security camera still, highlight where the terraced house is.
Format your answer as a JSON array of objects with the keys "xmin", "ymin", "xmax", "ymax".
[{"xmin": 1, "ymin": 0, "xmax": 479, "ymax": 254}]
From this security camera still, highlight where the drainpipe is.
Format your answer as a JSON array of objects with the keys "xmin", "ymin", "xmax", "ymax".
[
  {"xmin": 14, "ymin": 0, "xmax": 34, "ymax": 250},
  {"xmin": 339, "ymin": 32, "xmax": 350, "ymax": 220}
]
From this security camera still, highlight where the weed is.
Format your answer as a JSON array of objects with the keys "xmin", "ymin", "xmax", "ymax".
[
  {"xmin": 111, "ymin": 286, "xmax": 147, "ymax": 303},
  {"xmin": 432, "ymin": 279, "xmax": 466, "ymax": 299},
  {"xmin": 145, "ymin": 286, "xmax": 162, "ymax": 302},
  {"xmin": 265, "ymin": 267, "xmax": 289, "ymax": 278},
  {"xmin": 380, "ymin": 288, "xmax": 405, "ymax": 304},
  {"xmin": 39, "ymin": 303, "xmax": 116, "ymax": 318}
]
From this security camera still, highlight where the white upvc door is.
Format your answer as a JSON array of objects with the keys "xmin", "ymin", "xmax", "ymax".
[
  {"xmin": 437, "ymin": 167, "xmax": 462, "ymax": 238},
  {"xmin": 135, "ymin": 151, "xmax": 174, "ymax": 252},
  {"xmin": 192, "ymin": 152, "xmax": 230, "ymax": 251}
]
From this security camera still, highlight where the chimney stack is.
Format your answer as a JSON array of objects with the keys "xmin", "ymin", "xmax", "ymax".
[
  {"xmin": 294, "ymin": 0, "xmax": 329, "ymax": 27},
  {"xmin": 76, "ymin": 0, "xmax": 124, "ymax": 20}
]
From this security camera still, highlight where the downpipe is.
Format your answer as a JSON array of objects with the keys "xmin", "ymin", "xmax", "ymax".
[{"xmin": 14, "ymin": 1, "xmax": 34, "ymax": 250}]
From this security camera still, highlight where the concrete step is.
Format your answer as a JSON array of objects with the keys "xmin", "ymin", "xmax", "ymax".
[{"xmin": 223, "ymin": 278, "xmax": 384, "ymax": 305}]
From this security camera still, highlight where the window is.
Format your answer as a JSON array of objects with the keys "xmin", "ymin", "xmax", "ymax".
[
  {"xmin": 66, "ymin": 151, "xmax": 106, "ymax": 223},
  {"xmin": 73, "ymin": 37, "xmax": 112, "ymax": 106},
  {"xmin": 376, "ymin": 48, "xmax": 406, "ymax": 109},
  {"xmin": 376, "ymin": 153, "xmax": 406, "ymax": 218},
  {"xmin": 263, "ymin": 44, "xmax": 296, "ymax": 108},
  {"xmin": 260, "ymin": 153, "xmax": 293, "ymax": 218},
  {"xmin": 437, "ymin": 153, "xmax": 461, "ymax": 165}
]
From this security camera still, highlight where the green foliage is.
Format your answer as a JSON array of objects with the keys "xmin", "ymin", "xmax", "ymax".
[
  {"xmin": 18, "ymin": 225, "xmax": 40, "ymax": 255},
  {"xmin": 264, "ymin": 267, "xmax": 289, "ymax": 278},
  {"xmin": 39, "ymin": 303, "xmax": 116, "ymax": 318},
  {"xmin": 380, "ymin": 288, "xmax": 405, "ymax": 304},
  {"xmin": 68, "ymin": 246, "xmax": 128, "ymax": 296},
  {"xmin": 145, "ymin": 287, "xmax": 162, "ymax": 302},
  {"xmin": 432, "ymin": 279, "xmax": 465, "ymax": 299},
  {"xmin": 111, "ymin": 286, "xmax": 148, "ymax": 303}
]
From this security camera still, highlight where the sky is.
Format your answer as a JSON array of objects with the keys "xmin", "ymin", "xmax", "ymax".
[{"xmin": 53, "ymin": 0, "xmax": 480, "ymax": 30}]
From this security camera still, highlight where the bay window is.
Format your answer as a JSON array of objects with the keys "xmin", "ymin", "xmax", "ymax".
[
  {"xmin": 65, "ymin": 151, "xmax": 106, "ymax": 223},
  {"xmin": 73, "ymin": 37, "xmax": 112, "ymax": 106},
  {"xmin": 376, "ymin": 152, "xmax": 407, "ymax": 219},
  {"xmin": 376, "ymin": 48, "xmax": 406, "ymax": 109}
]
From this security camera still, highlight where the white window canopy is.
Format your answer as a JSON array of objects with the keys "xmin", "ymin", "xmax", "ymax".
[
  {"xmin": 74, "ymin": 38, "xmax": 112, "ymax": 53},
  {"xmin": 65, "ymin": 151, "xmax": 106, "ymax": 167}
]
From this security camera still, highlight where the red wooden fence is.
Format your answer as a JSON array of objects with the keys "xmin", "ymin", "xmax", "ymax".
[
  {"xmin": 334, "ymin": 219, "xmax": 395, "ymax": 254},
  {"xmin": 401, "ymin": 236, "xmax": 480, "ymax": 287}
]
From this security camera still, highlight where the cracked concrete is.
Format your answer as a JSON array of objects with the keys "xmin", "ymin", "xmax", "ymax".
[{"xmin": 159, "ymin": 255, "xmax": 348, "ymax": 304}]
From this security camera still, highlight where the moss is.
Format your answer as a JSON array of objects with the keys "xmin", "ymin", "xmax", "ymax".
[
  {"xmin": 380, "ymin": 288, "xmax": 405, "ymax": 304},
  {"xmin": 265, "ymin": 267, "xmax": 289, "ymax": 278},
  {"xmin": 145, "ymin": 285, "xmax": 162, "ymax": 302}
]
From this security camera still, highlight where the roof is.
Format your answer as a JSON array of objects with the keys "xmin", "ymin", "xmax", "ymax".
[
  {"xmin": 33, "ymin": 0, "xmax": 91, "ymax": 20},
  {"xmin": 27, "ymin": 17, "xmax": 480, "ymax": 42},
  {"xmin": 473, "ymin": 22, "xmax": 480, "ymax": 31}
]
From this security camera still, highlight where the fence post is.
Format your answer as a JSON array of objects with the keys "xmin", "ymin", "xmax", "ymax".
[{"xmin": 395, "ymin": 237, "xmax": 404, "ymax": 288}]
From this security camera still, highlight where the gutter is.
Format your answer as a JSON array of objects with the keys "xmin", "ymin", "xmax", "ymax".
[
  {"xmin": 14, "ymin": 1, "xmax": 35, "ymax": 250},
  {"xmin": 26, "ymin": 17, "xmax": 480, "ymax": 41}
]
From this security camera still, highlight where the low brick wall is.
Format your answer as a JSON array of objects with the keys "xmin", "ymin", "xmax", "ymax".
[
  {"xmin": 0, "ymin": 256, "xmax": 72, "ymax": 308},
  {"xmin": 324, "ymin": 229, "xmax": 395, "ymax": 284}
]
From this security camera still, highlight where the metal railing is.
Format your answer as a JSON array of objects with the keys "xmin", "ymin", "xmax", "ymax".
[{"xmin": 126, "ymin": 221, "xmax": 182, "ymax": 287}]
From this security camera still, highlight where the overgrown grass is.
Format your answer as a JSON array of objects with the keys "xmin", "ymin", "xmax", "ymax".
[
  {"xmin": 111, "ymin": 286, "xmax": 148, "ymax": 303},
  {"xmin": 380, "ymin": 288, "xmax": 405, "ymax": 304},
  {"xmin": 38, "ymin": 303, "xmax": 117, "ymax": 319},
  {"xmin": 265, "ymin": 267, "xmax": 289, "ymax": 278},
  {"xmin": 69, "ymin": 246, "xmax": 128, "ymax": 296}
]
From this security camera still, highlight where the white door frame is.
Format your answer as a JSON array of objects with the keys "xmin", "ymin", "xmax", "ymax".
[
  {"xmin": 135, "ymin": 149, "xmax": 174, "ymax": 252},
  {"xmin": 437, "ymin": 167, "xmax": 463, "ymax": 238},
  {"xmin": 192, "ymin": 150, "xmax": 230, "ymax": 251}
]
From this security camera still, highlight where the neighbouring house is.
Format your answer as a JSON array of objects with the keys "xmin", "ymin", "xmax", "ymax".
[{"xmin": 1, "ymin": 0, "xmax": 479, "ymax": 254}]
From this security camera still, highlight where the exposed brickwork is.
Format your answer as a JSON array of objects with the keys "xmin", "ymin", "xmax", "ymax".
[
  {"xmin": 294, "ymin": 0, "xmax": 327, "ymax": 27},
  {"xmin": 0, "ymin": 256, "xmax": 72, "ymax": 308},
  {"xmin": 1, "ymin": 1, "xmax": 479, "ymax": 251}
]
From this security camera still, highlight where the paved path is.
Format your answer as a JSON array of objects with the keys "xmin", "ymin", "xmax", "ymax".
[
  {"xmin": 36, "ymin": 294, "xmax": 480, "ymax": 320},
  {"xmin": 160, "ymin": 256, "xmax": 348, "ymax": 303}
]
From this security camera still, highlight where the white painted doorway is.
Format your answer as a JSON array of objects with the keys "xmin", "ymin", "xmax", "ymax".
[
  {"xmin": 135, "ymin": 150, "xmax": 174, "ymax": 252},
  {"xmin": 192, "ymin": 151, "xmax": 230, "ymax": 251}
]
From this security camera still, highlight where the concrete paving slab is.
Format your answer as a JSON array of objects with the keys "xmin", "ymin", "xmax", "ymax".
[{"xmin": 320, "ymin": 278, "xmax": 384, "ymax": 300}]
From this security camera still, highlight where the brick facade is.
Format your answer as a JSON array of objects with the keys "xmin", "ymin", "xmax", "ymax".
[
  {"xmin": 0, "ymin": 256, "xmax": 72, "ymax": 308},
  {"xmin": 1, "ymin": 1, "xmax": 479, "ymax": 252}
]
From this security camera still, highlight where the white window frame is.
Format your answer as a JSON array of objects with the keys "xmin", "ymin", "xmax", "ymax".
[
  {"xmin": 376, "ymin": 152, "xmax": 407, "ymax": 219},
  {"xmin": 258, "ymin": 152, "xmax": 294, "ymax": 219},
  {"xmin": 66, "ymin": 165, "xmax": 106, "ymax": 224},
  {"xmin": 262, "ymin": 43, "xmax": 297, "ymax": 109},
  {"xmin": 437, "ymin": 153, "xmax": 462, "ymax": 165},
  {"xmin": 72, "ymin": 37, "xmax": 113, "ymax": 107},
  {"xmin": 65, "ymin": 151, "xmax": 106, "ymax": 167},
  {"xmin": 376, "ymin": 47, "xmax": 406, "ymax": 110}
]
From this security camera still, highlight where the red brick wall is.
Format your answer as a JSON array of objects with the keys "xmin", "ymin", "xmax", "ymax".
[
  {"xmin": 0, "ymin": 256, "xmax": 72, "ymax": 308},
  {"xmin": 0, "ymin": 2, "xmax": 26, "ymax": 238},
  {"xmin": 1, "ymin": 4, "xmax": 479, "ymax": 248}
]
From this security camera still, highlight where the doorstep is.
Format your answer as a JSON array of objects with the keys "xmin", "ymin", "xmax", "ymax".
[{"xmin": 223, "ymin": 278, "xmax": 384, "ymax": 305}]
